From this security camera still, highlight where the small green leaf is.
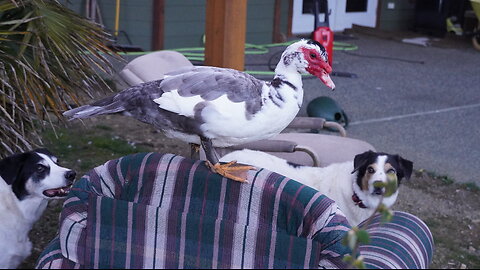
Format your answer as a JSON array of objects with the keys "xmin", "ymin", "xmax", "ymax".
[
  {"xmin": 353, "ymin": 257, "xmax": 366, "ymax": 269},
  {"xmin": 377, "ymin": 203, "xmax": 388, "ymax": 212},
  {"xmin": 384, "ymin": 174, "xmax": 398, "ymax": 197},
  {"xmin": 342, "ymin": 235, "xmax": 348, "ymax": 247},
  {"xmin": 343, "ymin": 255, "xmax": 354, "ymax": 263},
  {"xmin": 373, "ymin": 181, "xmax": 386, "ymax": 188},
  {"xmin": 356, "ymin": 229, "xmax": 370, "ymax": 244},
  {"xmin": 381, "ymin": 208, "xmax": 394, "ymax": 223}
]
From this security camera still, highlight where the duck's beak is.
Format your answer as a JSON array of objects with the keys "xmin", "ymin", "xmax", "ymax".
[
  {"xmin": 307, "ymin": 61, "xmax": 335, "ymax": 90},
  {"xmin": 318, "ymin": 68, "xmax": 335, "ymax": 90}
]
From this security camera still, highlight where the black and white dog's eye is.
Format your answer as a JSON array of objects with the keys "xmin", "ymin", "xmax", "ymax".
[
  {"xmin": 37, "ymin": 165, "xmax": 46, "ymax": 173},
  {"xmin": 367, "ymin": 167, "xmax": 375, "ymax": 174},
  {"xmin": 387, "ymin": 168, "xmax": 396, "ymax": 174}
]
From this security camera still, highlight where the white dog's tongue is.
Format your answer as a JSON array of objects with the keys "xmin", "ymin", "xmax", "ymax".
[{"xmin": 43, "ymin": 187, "xmax": 70, "ymax": 197}]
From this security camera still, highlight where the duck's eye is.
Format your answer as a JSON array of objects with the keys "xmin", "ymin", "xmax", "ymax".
[
  {"xmin": 37, "ymin": 164, "xmax": 46, "ymax": 173},
  {"xmin": 387, "ymin": 168, "xmax": 396, "ymax": 174},
  {"xmin": 367, "ymin": 167, "xmax": 375, "ymax": 174},
  {"xmin": 310, "ymin": 53, "xmax": 317, "ymax": 58}
]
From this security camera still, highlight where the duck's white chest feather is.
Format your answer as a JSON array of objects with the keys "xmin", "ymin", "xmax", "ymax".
[{"xmin": 157, "ymin": 83, "xmax": 303, "ymax": 147}]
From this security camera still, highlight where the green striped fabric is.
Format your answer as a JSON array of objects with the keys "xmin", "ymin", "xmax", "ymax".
[
  {"xmin": 36, "ymin": 152, "xmax": 351, "ymax": 269},
  {"xmin": 36, "ymin": 152, "xmax": 433, "ymax": 269}
]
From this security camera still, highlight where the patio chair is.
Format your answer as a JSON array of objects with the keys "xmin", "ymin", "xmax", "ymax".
[
  {"xmin": 119, "ymin": 50, "xmax": 193, "ymax": 86},
  {"xmin": 35, "ymin": 153, "xmax": 433, "ymax": 269},
  {"xmin": 118, "ymin": 50, "xmax": 375, "ymax": 167}
]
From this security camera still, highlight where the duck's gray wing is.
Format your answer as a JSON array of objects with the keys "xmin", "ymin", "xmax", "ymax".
[
  {"xmin": 158, "ymin": 66, "xmax": 265, "ymax": 116},
  {"xmin": 63, "ymin": 66, "xmax": 266, "ymax": 133}
]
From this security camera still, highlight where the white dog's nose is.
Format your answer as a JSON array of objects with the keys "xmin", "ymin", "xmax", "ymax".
[{"xmin": 373, "ymin": 181, "xmax": 384, "ymax": 195}]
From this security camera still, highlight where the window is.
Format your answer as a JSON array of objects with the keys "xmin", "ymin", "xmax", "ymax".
[
  {"xmin": 302, "ymin": 0, "xmax": 328, "ymax": 14},
  {"xmin": 346, "ymin": 0, "xmax": 368, "ymax": 12}
]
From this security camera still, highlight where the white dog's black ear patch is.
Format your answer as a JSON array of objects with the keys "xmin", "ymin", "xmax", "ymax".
[
  {"xmin": 391, "ymin": 155, "xmax": 413, "ymax": 182},
  {"xmin": 0, "ymin": 153, "xmax": 28, "ymax": 185},
  {"xmin": 351, "ymin": 150, "xmax": 376, "ymax": 174}
]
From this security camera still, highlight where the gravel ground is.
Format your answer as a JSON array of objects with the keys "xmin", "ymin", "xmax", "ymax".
[{"xmin": 19, "ymin": 116, "xmax": 480, "ymax": 269}]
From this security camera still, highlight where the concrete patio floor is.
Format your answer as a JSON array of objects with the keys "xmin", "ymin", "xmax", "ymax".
[{"xmin": 290, "ymin": 32, "xmax": 480, "ymax": 184}]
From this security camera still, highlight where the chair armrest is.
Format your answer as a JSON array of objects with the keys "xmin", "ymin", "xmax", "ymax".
[
  {"xmin": 229, "ymin": 139, "xmax": 298, "ymax": 152},
  {"xmin": 287, "ymin": 116, "xmax": 326, "ymax": 129},
  {"xmin": 324, "ymin": 121, "xmax": 347, "ymax": 137},
  {"xmin": 228, "ymin": 139, "xmax": 320, "ymax": 166},
  {"xmin": 288, "ymin": 117, "xmax": 347, "ymax": 137}
]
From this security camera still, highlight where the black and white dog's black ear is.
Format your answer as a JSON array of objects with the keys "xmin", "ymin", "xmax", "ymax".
[
  {"xmin": 394, "ymin": 155, "xmax": 413, "ymax": 181},
  {"xmin": 34, "ymin": 148, "xmax": 53, "ymax": 156},
  {"xmin": 0, "ymin": 153, "xmax": 27, "ymax": 185},
  {"xmin": 351, "ymin": 150, "xmax": 376, "ymax": 174},
  {"xmin": 34, "ymin": 148, "xmax": 57, "ymax": 163}
]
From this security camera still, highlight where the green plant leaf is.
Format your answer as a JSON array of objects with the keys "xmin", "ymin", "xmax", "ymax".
[
  {"xmin": 0, "ymin": 0, "xmax": 121, "ymax": 157},
  {"xmin": 343, "ymin": 255, "xmax": 354, "ymax": 264},
  {"xmin": 356, "ymin": 229, "xmax": 370, "ymax": 245},
  {"xmin": 353, "ymin": 257, "xmax": 366, "ymax": 269},
  {"xmin": 373, "ymin": 181, "xmax": 386, "ymax": 188},
  {"xmin": 381, "ymin": 208, "xmax": 394, "ymax": 223}
]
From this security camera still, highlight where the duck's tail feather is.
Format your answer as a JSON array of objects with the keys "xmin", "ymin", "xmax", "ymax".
[{"xmin": 63, "ymin": 96, "xmax": 125, "ymax": 119}]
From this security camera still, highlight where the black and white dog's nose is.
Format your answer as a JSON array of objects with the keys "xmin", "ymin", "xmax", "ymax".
[
  {"xmin": 65, "ymin": 170, "xmax": 76, "ymax": 183},
  {"xmin": 373, "ymin": 181, "xmax": 385, "ymax": 195},
  {"xmin": 373, "ymin": 186, "xmax": 384, "ymax": 195}
]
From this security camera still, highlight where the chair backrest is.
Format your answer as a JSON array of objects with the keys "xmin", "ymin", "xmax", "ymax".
[{"xmin": 119, "ymin": 50, "xmax": 193, "ymax": 86}]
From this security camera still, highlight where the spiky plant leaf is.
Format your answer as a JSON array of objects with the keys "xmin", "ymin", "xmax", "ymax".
[{"xmin": 0, "ymin": 0, "xmax": 120, "ymax": 157}]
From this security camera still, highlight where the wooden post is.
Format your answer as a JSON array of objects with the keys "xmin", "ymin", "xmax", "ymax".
[
  {"xmin": 287, "ymin": 0, "xmax": 293, "ymax": 37},
  {"xmin": 152, "ymin": 0, "xmax": 164, "ymax": 51},
  {"xmin": 272, "ymin": 0, "xmax": 282, "ymax": 43},
  {"xmin": 204, "ymin": 0, "xmax": 247, "ymax": 70}
]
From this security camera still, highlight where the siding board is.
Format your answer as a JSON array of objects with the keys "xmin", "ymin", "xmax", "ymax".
[{"xmin": 60, "ymin": 0, "xmax": 283, "ymax": 51}]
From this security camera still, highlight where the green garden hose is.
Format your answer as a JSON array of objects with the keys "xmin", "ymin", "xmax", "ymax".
[{"xmin": 118, "ymin": 40, "xmax": 359, "ymax": 76}]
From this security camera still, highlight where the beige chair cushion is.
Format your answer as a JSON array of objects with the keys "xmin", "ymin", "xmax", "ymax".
[{"xmin": 119, "ymin": 51, "xmax": 193, "ymax": 86}]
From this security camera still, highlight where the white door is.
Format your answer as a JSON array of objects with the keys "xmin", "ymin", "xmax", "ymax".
[{"xmin": 291, "ymin": 0, "xmax": 379, "ymax": 34}]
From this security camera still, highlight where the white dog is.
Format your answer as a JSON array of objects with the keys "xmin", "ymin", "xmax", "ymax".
[
  {"xmin": 0, "ymin": 149, "xmax": 76, "ymax": 268},
  {"xmin": 221, "ymin": 149, "xmax": 413, "ymax": 226}
]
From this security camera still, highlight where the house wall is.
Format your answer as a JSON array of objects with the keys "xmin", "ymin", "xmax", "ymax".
[
  {"xmin": 164, "ymin": 0, "xmax": 290, "ymax": 49},
  {"xmin": 163, "ymin": 0, "xmax": 206, "ymax": 49},
  {"xmin": 291, "ymin": 0, "xmax": 379, "ymax": 33},
  {"xmin": 377, "ymin": 0, "xmax": 416, "ymax": 31},
  {"xmin": 60, "ymin": 0, "xmax": 290, "ymax": 51},
  {"xmin": 59, "ymin": 0, "xmax": 153, "ymax": 50},
  {"xmin": 247, "ymin": 0, "xmax": 274, "ymax": 44},
  {"xmin": 280, "ymin": 0, "xmax": 291, "ymax": 38}
]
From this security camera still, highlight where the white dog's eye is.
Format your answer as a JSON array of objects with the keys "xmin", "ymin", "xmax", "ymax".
[
  {"xmin": 367, "ymin": 167, "xmax": 375, "ymax": 174},
  {"xmin": 37, "ymin": 164, "xmax": 47, "ymax": 173},
  {"xmin": 387, "ymin": 168, "xmax": 396, "ymax": 174}
]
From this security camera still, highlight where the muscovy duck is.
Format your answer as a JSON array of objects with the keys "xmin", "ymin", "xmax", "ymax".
[{"xmin": 63, "ymin": 39, "xmax": 335, "ymax": 182}]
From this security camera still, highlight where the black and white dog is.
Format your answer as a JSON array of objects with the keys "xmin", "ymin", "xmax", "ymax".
[
  {"xmin": 221, "ymin": 150, "xmax": 413, "ymax": 226},
  {"xmin": 0, "ymin": 148, "xmax": 76, "ymax": 269}
]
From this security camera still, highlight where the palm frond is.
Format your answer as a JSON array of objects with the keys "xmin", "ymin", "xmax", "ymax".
[{"xmin": 0, "ymin": 0, "xmax": 121, "ymax": 157}]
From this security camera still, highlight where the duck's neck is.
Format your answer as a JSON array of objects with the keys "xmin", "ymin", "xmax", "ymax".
[{"xmin": 273, "ymin": 60, "xmax": 303, "ymax": 90}]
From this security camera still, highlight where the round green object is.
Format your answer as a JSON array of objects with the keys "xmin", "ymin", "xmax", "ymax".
[{"xmin": 307, "ymin": 96, "xmax": 348, "ymax": 128}]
